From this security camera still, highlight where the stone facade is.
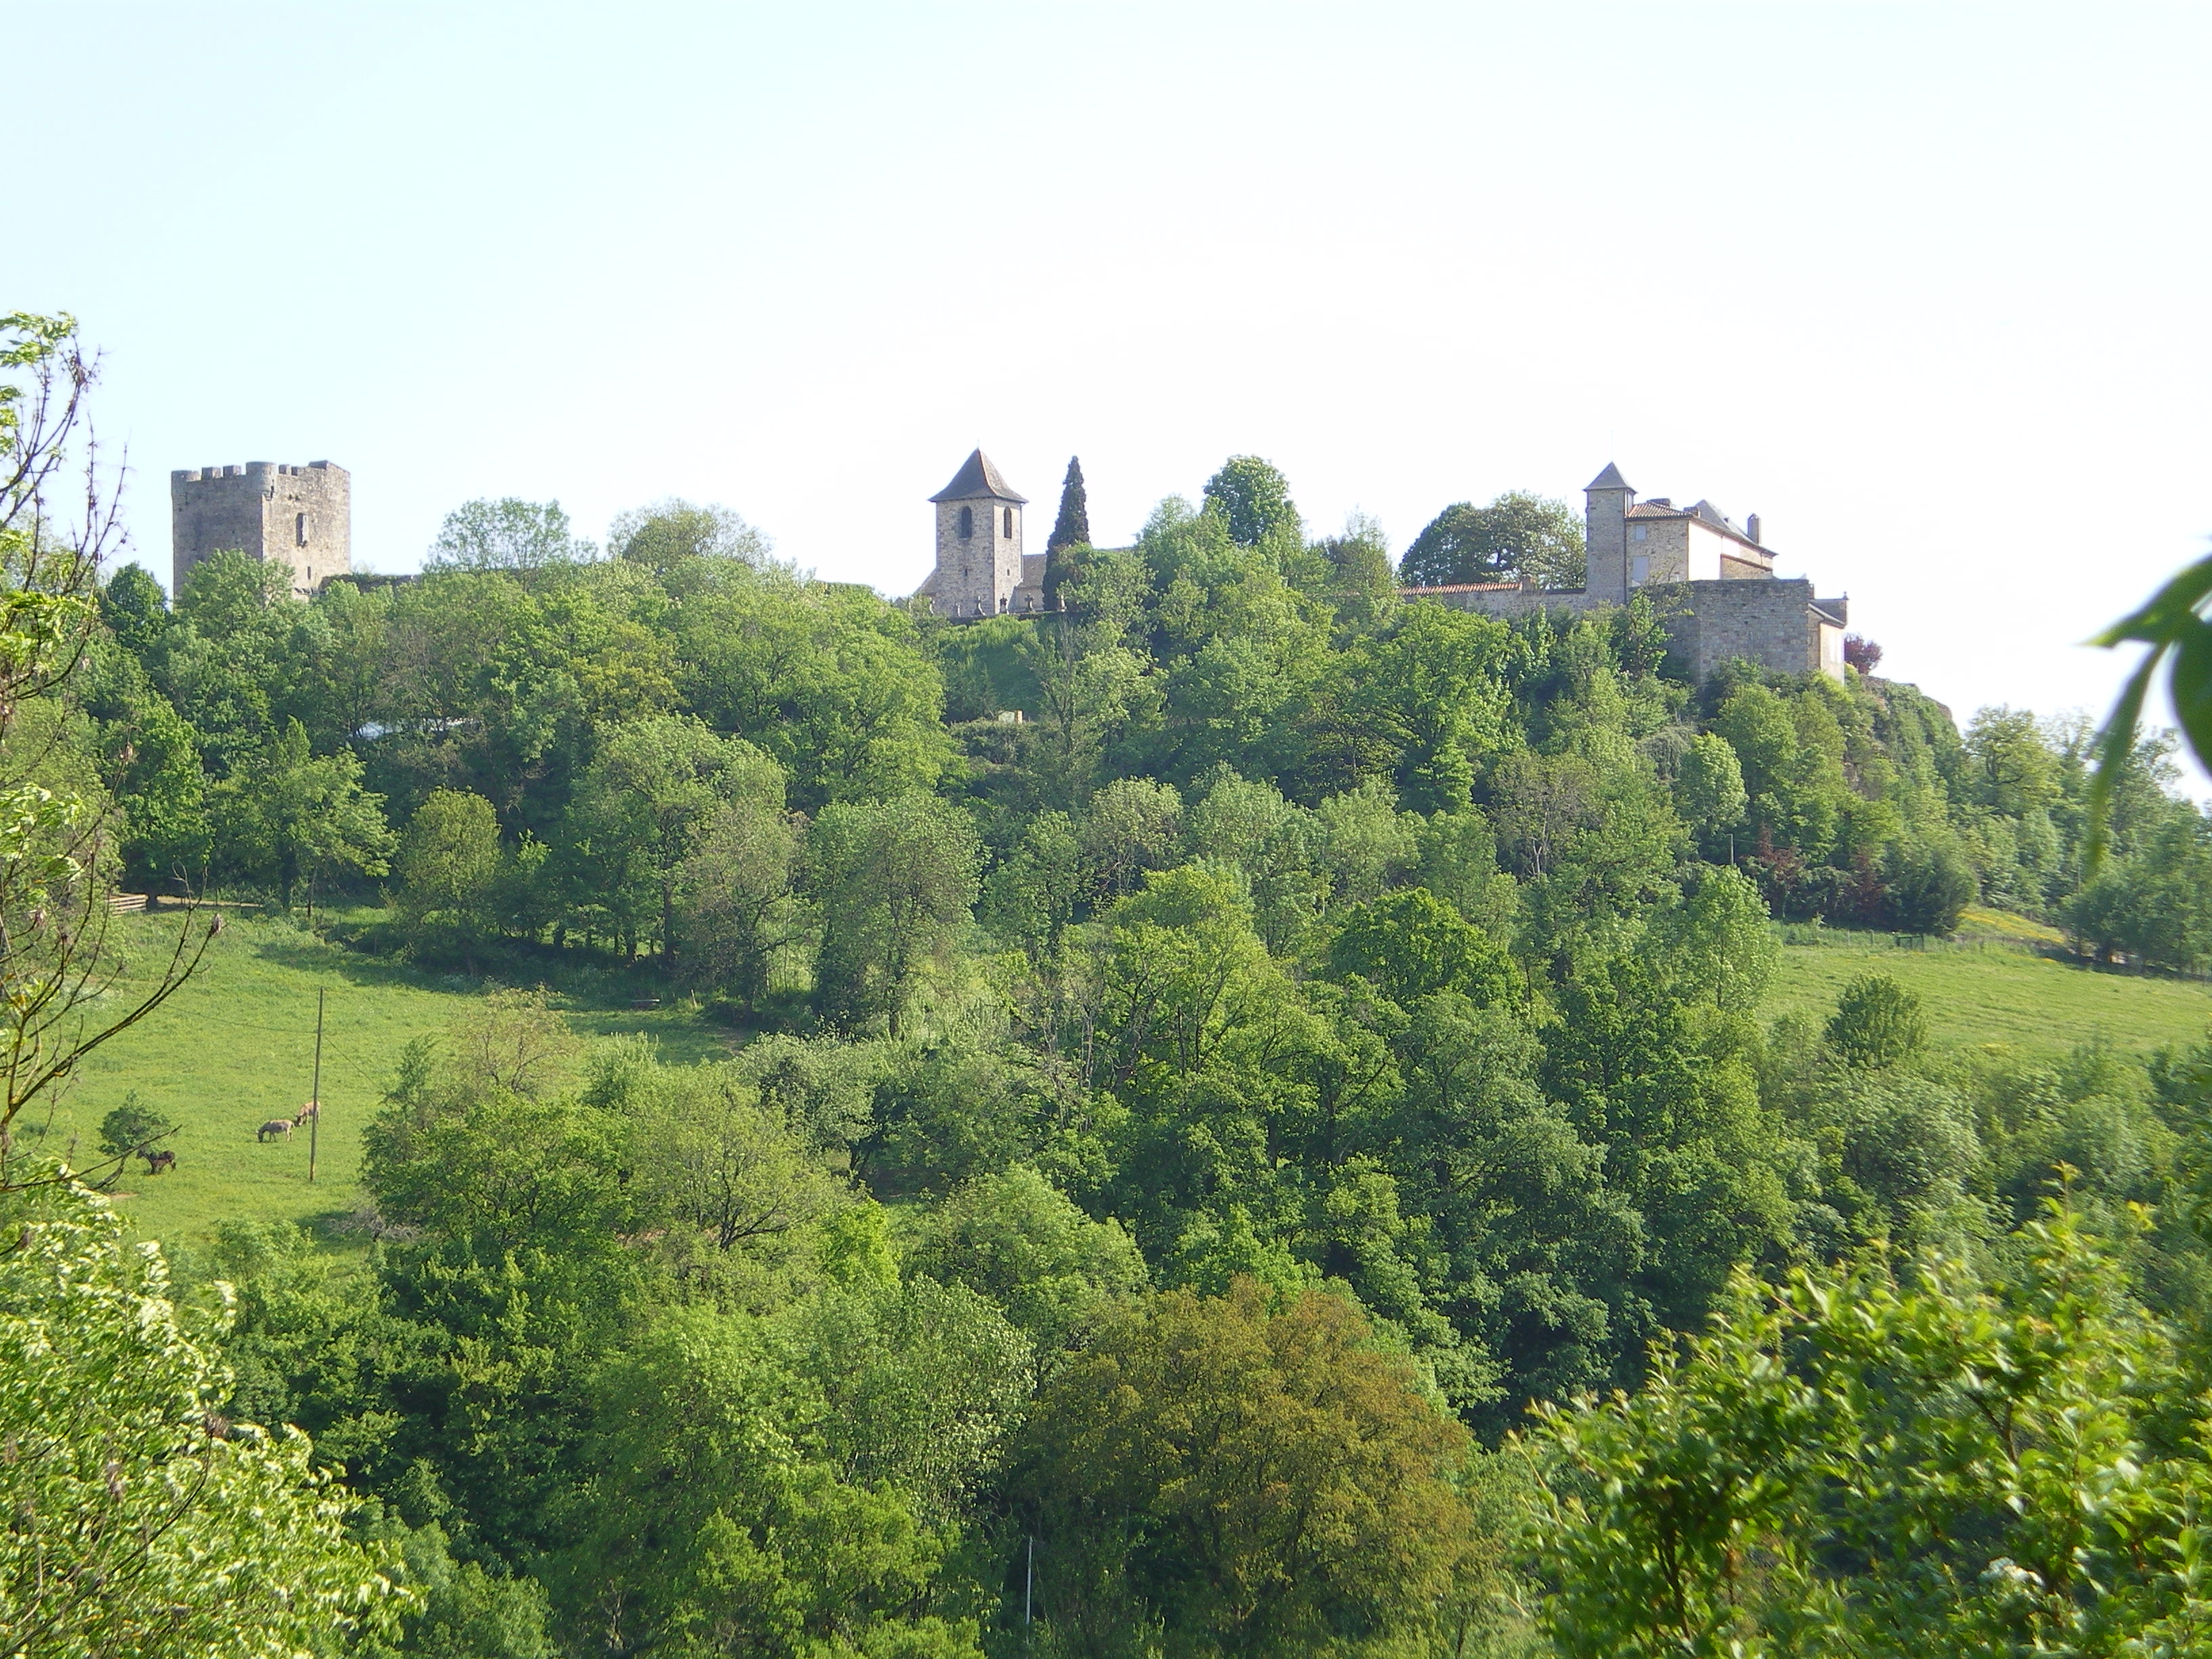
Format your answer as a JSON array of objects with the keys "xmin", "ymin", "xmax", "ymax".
[
  {"xmin": 918, "ymin": 449, "xmax": 1054, "ymax": 617},
  {"xmin": 1402, "ymin": 463, "xmax": 1848, "ymax": 682},
  {"xmin": 171, "ymin": 461, "xmax": 350, "ymax": 599}
]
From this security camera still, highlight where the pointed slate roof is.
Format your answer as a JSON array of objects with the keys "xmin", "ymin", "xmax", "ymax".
[
  {"xmin": 1585, "ymin": 462, "xmax": 1633, "ymax": 493},
  {"xmin": 930, "ymin": 449, "xmax": 1029, "ymax": 505}
]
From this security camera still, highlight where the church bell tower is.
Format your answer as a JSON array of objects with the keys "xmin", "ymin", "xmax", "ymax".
[{"xmin": 927, "ymin": 449, "xmax": 1027, "ymax": 617}]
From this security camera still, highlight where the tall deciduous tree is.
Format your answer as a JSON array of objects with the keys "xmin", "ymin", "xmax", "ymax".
[
  {"xmin": 1401, "ymin": 491, "xmax": 1586, "ymax": 590},
  {"xmin": 1008, "ymin": 1278, "xmax": 1487, "ymax": 1655},
  {"xmin": 215, "ymin": 718, "xmax": 394, "ymax": 908},
  {"xmin": 1202, "ymin": 455, "xmax": 1300, "ymax": 547},
  {"xmin": 392, "ymin": 787, "xmax": 506, "ymax": 964},
  {"xmin": 0, "ymin": 313, "xmax": 218, "ymax": 1168},
  {"xmin": 675, "ymin": 794, "xmax": 806, "ymax": 1008},
  {"xmin": 607, "ymin": 497, "xmax": 771, "ymax": 572},
  {"xmin": 98, "ymin": 562, "xmax": 169, "ymax": 655},
  {"xmin": 807, "ymin": 793, "xmax": 980, "ymax": 1032},
  {"xmin": 559, "ymin": 716, "xmax": 782, "ymax": 959},
  {"xmin": 425, "ymin": 497, "xmax": 592, "ymax": 572}
]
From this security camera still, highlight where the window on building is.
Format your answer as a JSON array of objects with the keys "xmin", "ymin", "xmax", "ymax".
[
  {"xmin": 1632, "ymin": 525, "xmax": 1647, "ymax": 543},
  {"xmin": 295, "ymin": 512, "xmax": 310, "ymax": 546},
  {"xmin": 1004, "ymin": 506, "xmax": 1015, "ymax": 537},
  {"xmin": 1631, "ymin": 554, "xmax": 1651, "ymax": 587},
  {"xmin": 958, "ymin": 506, "xmax": 974, "ymax": 539}
]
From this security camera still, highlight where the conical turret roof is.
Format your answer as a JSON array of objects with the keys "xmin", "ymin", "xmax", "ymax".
[
  {"xmin": 1586, "ymin": 462, "xmax": 1633, "ymax": 492},
  {"xmin": 930, "ymin": 449, "xmax": 1029, "ymax": 504}
]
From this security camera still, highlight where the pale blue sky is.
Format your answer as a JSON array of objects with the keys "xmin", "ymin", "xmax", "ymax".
[{"xmin": 15, "ymin": 3, "xmax": 2211, "ymax": 761}]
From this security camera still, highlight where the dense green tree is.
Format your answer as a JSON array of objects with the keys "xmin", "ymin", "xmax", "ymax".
[
  {"xmin": 213, "ymin": 717, "xmax": 394, "ymax": 907},
  {"xmin": 672, "ymin": 567, "xmax": 954, "ymax": 807},
  {"xmin": 1332, "ymin": 602, "xmax": 1512, "ymax": 811},
  {"xmin": 606, "ymin": 496, "xmax": 771, "ymax": 571},
  {"xmin": 392, "ymin": 788, "xmax": 506, "ymax": 964},
  {"xmin": 1671, "ymin": 729, "xmax": 1747, "ymax": 846},
  {"xmin": 808, "ymin": 793, "xmax": 981, "ymax": 1031},
  {"xmin": 674, "ymin": 793, "xmax": 806, "ymax": 1006},
  {"xmin": 1530, "ymin": 1206, "xmax": 2212, "ymax": 1658},
  {"xmin": 1399, "ymin": 492, "xmax": 1585, "ymax": 590},
  {"xmin": 610, "ymin": 1053, "xmax": 851, "ymax": 1258},
  {"xmin": 558, "ymin": 715, "xmax": 781, "ymax": 959},
  {"xmin": 95, "ymin": 1092, "xmax": 173, "ymax": 1155},
  {"xmin": 1882, "ymin": 832, "xmax": 1976, "ymax": 934},
  {"xmin": 2066, "ymin": 809, "xmax": 2212, "ymax": 972},
  {"xmin": 99, "ymin": 561, "xmax": 169, "ymax": 655},
  {"xmin": 425, "ymin": 497, "xmax": 592, "ymax": 571},
  {"xmin": 1325, "ymin": 885, "xmax": 1514, "ymax": 1009},
  {"xmin": 1658, "ymin": 866, "xmax": 1778, "ymax": 1008},
  {"xmin": 1201, "ymin": 454, "xmax": 1300, "ymax": 547},
  {"xmin": 1008, "ymin": 1279, "xmax": 1488, "ymax": 1656},
  {"xmin": 1824, "ymin": 972, "xmax": 1928, "ymax": 1070},
  {"xmin": 558, "ymin": 1307, "xmax": 986, "ymax": 1658},
  {"xmin": 905, "ymin": 1166, "xmax": 1149, "ymax": 1357}
]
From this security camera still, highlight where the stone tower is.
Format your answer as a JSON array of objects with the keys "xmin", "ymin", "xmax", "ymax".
[
  {"xmin": 1582, "ymin": 462, "xmax": 1633, "ymax": 605},
  {"xmin": 927, "ymin": 449, "xmax": 1027, "ymax": 617},
  {"xmin": 171, "ymin": 460, "xmax": 351, "ymax": 599}
]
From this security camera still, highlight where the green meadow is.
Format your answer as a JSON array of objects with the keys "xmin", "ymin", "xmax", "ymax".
[
  {"xmin": 1765, "ymin": 912, "xmax": 2212, "ymax": 1058},
  {"xmin": 39, "ymin": 910, "xmax": 736, "ymax": 1251}
]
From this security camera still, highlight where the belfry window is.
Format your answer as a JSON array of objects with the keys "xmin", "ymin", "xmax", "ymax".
[
  {"xmin": 1004, "ymin": 507, "xmax": 1015, "ymax": 537},
  {"xmin": 958, "ymin": 506, "xmax": 974, "ymax": 539}
]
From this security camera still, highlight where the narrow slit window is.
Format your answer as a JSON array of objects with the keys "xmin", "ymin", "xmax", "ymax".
[
  {"xmin": 295, "ymin": 512, "xmax": 310, "ymax": 546},
  {"xmin": 1004, "ymin": 506, "xmax": 1015, "ymax": 537}
]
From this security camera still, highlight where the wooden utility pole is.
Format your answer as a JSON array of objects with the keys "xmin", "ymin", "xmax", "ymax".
[{"xmin": 308, "ymin": 987, "xmax": 325, "ymax": 1184}]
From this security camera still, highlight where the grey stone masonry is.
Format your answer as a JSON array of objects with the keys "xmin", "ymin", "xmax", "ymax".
[
  {"xmin": 171, "ymin": 461, "xmax": 350, "ymax": 599},
  {"xmin": 921, "ymin": 449, "xmax": 1029, "ymax": 617},
  {"xmin": 1397, "ymin": 459, "xmax": 1845, "ymax": 682}
]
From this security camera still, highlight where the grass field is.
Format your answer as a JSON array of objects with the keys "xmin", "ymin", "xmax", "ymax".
[
  {"xmin": 30, "ymin": 911, "xmax": 737, "ymax": 1252},
  {"xmin": 1765, "ymin": 926, "xmax": 2212, "ymax": 1058}
]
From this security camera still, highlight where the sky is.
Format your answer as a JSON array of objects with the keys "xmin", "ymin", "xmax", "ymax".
[{"xmin": 14, "ymin": 2, "xmax": 2211, "ymax": 769}]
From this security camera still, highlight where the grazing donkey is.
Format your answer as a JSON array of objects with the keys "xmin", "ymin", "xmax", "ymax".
[
  {"xmin": 257, "ymin": 1118, "xmax": 293, "ymax": 1142},
  {"xmin": 293, "ymin": 1101, "xmax": 319, "ymax": 1126},
  {"xmin": 142, "ymin": 1149, "xmax": 176, "ymax": 1175}
]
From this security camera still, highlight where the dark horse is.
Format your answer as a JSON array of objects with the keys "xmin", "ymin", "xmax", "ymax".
[{"xmin": 140, "ymin": 1149, "xmax": 176, "ymax": 1175}]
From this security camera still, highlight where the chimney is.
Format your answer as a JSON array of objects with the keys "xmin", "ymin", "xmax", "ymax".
[{"xmin": 1746, "ymin": 512, "xmax": 1762, "ymax": 544}]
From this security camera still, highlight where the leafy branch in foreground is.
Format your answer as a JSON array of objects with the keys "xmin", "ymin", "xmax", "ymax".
[{"xmin": 2086, "ymin": 550, "xmax": 2212, "ymax": 868}]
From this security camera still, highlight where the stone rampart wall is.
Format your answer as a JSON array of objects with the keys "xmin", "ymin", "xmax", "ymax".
[{"xmin": 1405, "ymin": 575, "xmax": 1837, "ymax": 682}]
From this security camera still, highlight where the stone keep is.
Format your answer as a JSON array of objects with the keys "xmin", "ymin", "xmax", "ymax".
[
  {"xmin": 171, "ymin": 460, "xmax": 350, "ymax": 599},
  {"xmin": 926, "ymin": 449, "xmax": 1027, "ymax": 617}
]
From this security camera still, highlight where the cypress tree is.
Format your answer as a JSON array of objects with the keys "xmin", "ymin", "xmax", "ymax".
[
  {"xmin": 1046, "ymin": 455, "xmax": 1090, "ymax": 554},
  {"xmin": 1043, "ymin": 455, "xmax": 1091, "ymax": 608}
]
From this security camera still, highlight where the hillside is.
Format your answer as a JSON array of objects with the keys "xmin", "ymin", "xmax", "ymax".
[
  {"xmin": 46, "ymin": 910, "xmax": 732, "ymax": 1246},
  {"xmin": 52, "ymin": 904, "xmax": 2212, "ymax": 1254}
]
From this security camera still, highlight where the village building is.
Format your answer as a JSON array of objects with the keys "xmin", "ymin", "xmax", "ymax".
[{"xmin": 1402, "ymin": 463, "xmax": 1849, "ymax": 681}]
